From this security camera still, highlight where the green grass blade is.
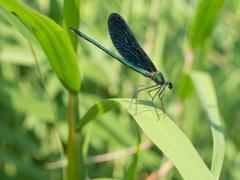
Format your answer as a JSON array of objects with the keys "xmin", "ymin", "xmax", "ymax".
[
  {"xmin": 126, "ymin": 128, "xmax": 140, "ymax": 180},
  {"xmin": 177, "ymin": 73, "xmax": 194, "ymax": 100},
  {"xmin": 79, "ymin": 98, "xmax": 216, "ymax": 180},
  {"xmin": 63, "ymin": 0, "xmax": 81, "ymax": 52},
  {"xmin": 118, "ymin": 99, "xmax": 216, "ymax": 180},
  {"xmin": 126, "ymin": 143, "xmax": 140, "ymax": 180},
  {"xmin": 0, "ymin": 0, "xmax": 80, "ymax": 92},
  {"xmin": 189, "ymin": 0, "xmax": 225, "ymax": 48},
  {"xmin": 77, "ymin": 100, "xmax": 120, "ymax": 130},
  {"xmin": 190, "ymin": 71, "xmax": 225, "ymax": 179}
]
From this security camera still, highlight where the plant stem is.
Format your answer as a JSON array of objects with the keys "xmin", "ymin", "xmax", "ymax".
[{"xmin": 66, "ymin": 92, "xmax": 85, "ymax": 180}]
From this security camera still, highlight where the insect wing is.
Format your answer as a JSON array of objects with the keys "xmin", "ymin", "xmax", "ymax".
[{"xmin": 108, "ymin": 13, "xmax": 157, "ymax": 72}]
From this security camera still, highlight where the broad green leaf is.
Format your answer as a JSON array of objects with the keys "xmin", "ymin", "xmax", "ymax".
[
  {"xmin": 190, "ymin": 71, "xmax": 225, "ymax": 179},
  {"xmin": 64, "ymin": 0, "xmax": 81, "ymax": 52},
  {"xmin": 0, "ymin": 0, "xmax": 80, "ymax": 92},
  {"xmin": 79, "ymin": 98, "xmax": 216, "ymax": 180},
  {"xmin": 189, "ymin": 0, "xmax": 225, "ymax": 48},
  {"xmin": 115, "ymin": 99, "xmax": 215, "ymax": 180}
]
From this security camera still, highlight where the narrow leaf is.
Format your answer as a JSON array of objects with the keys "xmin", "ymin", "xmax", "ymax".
[
  {"xmin": 177, "ymin": 73, "xmax": 194, "ymax": 100},
  {"xmin": 63, "ymin": 0, "xmax": 81, "ymax": 52},
  {"xmin": 77, "ymin": 100, "xmax": 120, "ymax": 130},
  {"xmin": 126, "ymin": 128, "xmax": 141, "ymax": 180},
  {"xmin": 190, "ymin": 71, "xmax": 225, "ymax": 179},
  {"xmin": 189, "ymin": 0, "xmax": 225, "ymax": 48}
]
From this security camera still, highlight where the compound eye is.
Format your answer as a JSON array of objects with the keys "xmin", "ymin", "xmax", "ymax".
[{"xmin": 167, "ymin": 82, "xmax": 173, "ymax": 89}]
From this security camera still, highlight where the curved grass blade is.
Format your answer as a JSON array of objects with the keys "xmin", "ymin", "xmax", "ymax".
[
  {"xmin": 116, "ymin": 98, "xmax": 215, "ymax": 180},
  {"xmin": 190, "ymin": 71, "xmax": 225, "ymax": 179},
  {"xmin": 0, "ymin": 0, "xmax": 80, "ymax": 93},
  {"xmin": 77, "ymin": 100, "xmax": 120, "ymax": 131},
  {"xmin": 77, "ymin": 98, "xmax": 216, "ymax": 180}
]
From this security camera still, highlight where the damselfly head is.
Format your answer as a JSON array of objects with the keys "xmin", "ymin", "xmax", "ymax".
[{"xmin": 166, "ymin": 81, "xmax": 173, "ymax": 89}]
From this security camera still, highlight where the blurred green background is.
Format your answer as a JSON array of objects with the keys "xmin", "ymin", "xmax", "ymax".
[{"xmin": 0, "ymin": 0, "xmax": 239, "ymax": 179}]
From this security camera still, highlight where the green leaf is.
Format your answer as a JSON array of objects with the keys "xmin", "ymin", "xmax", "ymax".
[
  {"xmin": 115, "ymin": 99, "xmax": 215, "ymax": 180},
  {"xmin": 189, "ymin": 0, "xmax": 225, "ymax": 48},
  {"xmin": 80, "ymin": 98, "xmax": 216, "ymax": 180},
  {"xmin": 190, "ymin": 71, "xmax": 225, "ymax": 179},
  {"xmin": 177, "ymin": 73, "xmax": 194, "ymax": 100},
  {"xmin": 0, "ymin": 0, "xmax": 80, "ymax": 92},
  {"xmin": 126, "ymin": 144, "xmax": 140, "ymax": 180},
  {"xmin": 63, "ymin": 0, "xmax": 81, "ymax": 52},
  {"xmin": 77, "ymin": 100, "xmax": 120, "ymax": 130},
  {"xmin": 126, "ymin": 128, "xmax": 140, "ymax": 180}
]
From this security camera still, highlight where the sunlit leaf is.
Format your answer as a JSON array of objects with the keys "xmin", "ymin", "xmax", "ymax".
[
  {"xmin": 77, "ymin": 100, "xmax": 120, "ymax": 130},
  {"xmin": 78, "ymin": 98, "xmax": 216, "ymax": 180},
  {"xmin": 0, "ymin": 0, "xmax": 80, "ymax": 92},
  {"xmin": 190, "ymin": 71, "xmax": 225, "ymax": 179},
  {"xmin": 63, "ymin": 0, "xmax": 81, "ymax": 52}
]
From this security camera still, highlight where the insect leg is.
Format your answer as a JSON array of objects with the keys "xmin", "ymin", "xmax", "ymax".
[
  {"xmin": 158, "ymin": 86, "xmax": 167, "ymax": 113},
  {"xmin": 147, "ymin": 86, "xmax": 161, "ymax": 104},
  {"xmin": 150, "ymin": 86, "xmax": 163, "ymax": 119},
  {"xmin": 133, "ymin": 85, "xmax": 158, "ymax": 115},
  {"xmin": 127, "ymin": 85, "xmax": 156, "ymax": 109}
]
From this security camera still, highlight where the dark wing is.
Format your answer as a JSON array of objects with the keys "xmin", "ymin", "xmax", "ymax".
[{"xmin": 108, "ymin": 13, "xmax": 157, "ymax": 73}]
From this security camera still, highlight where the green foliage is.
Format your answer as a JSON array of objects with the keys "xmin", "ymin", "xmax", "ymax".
[
  {"xmin": 77, "ymin": 100, "xmax": 120, "ymax": 130},
  {"xmin": 0, "ymin": 0, "xmax": 80, "ymax": 93},
  {"xmin": 63, "ymin": 0, "xmax": 81, "ymax": 52},
  {"xmin": 190, "ymin": 71, "xmax": 225, "ymax": 178},
  {"xmin": 126, "ymin": 125, "xmax": 140, "ymax": 180},
  {"xmin": 0, "ymin": 0, "xmax": 239, "ymax": 179},
  {"xmin": 117, "ymin": 99, "xmax": 215, "ymax": 180},
  {"xmin": 189, "ymin": 0, "xmax": 225, "ymax": 49}
]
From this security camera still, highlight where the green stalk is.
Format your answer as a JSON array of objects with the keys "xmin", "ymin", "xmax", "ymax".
[{"xmin": 66, "ymin": 93, "xmax": 85, "ymax": 180}]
